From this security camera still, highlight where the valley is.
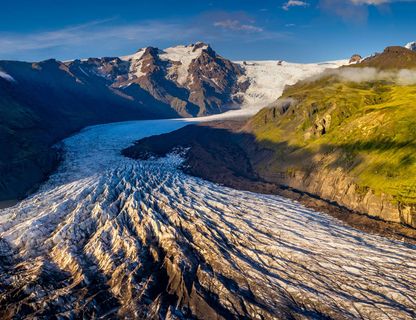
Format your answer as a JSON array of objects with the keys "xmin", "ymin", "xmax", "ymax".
[
  {"xmin": 1, "ymin": 41, "xmax": 416, "ymax": 319},
  {"xmin": 1, "ymin": 116, "xmax": 415, "ymax": 319}
]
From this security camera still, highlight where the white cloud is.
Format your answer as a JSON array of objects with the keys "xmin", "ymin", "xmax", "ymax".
[
  {"xmin": 348, "ymin": 0, "xmax": 389, "ymax": 4},
  {"xmin": 282, "ymin": 0, "xmax": 310, "ymax": 10},
  {"xmin": 213, "ymin": 20, "xmax": 263, "ymax": 32},
  {"xmin": 308, "ymin": 67, "xmax": 416, "ymax": 85}
]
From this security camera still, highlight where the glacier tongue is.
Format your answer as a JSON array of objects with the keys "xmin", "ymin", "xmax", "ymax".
[{"xmin": 0, "ymin": 117, "xmax": 415, "ymax": 319}]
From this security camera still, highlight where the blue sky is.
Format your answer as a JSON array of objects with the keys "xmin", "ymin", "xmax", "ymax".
[{"xmin": 0, "ymin": 0, "xmax": 415, "ymax": 62}]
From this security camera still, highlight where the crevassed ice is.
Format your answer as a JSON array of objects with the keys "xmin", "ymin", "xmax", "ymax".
[{"xmin": 0, "ymin": 116, "xmax": 415, "ymax": 319}]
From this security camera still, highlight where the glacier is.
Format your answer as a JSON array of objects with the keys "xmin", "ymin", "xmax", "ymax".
[
  {"xmin": 0, "ymin": 116, "xmax": 415, "ymax": 319},
  {"xmin": 0, "ymin": 61, "xmax": 415, "ymax": 319}
]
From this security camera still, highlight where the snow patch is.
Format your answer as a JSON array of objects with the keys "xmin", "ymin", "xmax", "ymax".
[
  {"xmin": 160, "ymin": 43, "xmax": 208, "ymax": 86},
  {"xmin": 121, "ymin": 48, "xmax": 147, "ymax": 79},
  {"xmin": 0, "ymin": 71, "xmax": 15, "ymax": 82},
  {"xmin": 405, "ymin": 41, "xmax": 416, "ymax": 51}
]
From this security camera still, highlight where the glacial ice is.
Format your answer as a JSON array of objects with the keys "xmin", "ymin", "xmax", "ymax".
[{"xmin": 0, "ymin": 116, "xmax": 415, "ymax": 319}]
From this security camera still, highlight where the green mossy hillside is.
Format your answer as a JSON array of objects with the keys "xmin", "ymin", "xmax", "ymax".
[{"xmin": 248, "ymin": 74, "xmax": 416, "ymax": 204}]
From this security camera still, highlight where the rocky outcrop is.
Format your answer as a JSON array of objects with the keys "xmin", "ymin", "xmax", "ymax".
[
  {"xmin": 264, "ymin": 166, "xmax": 416, "ymax": 228},
  {"xmin": 357, "ymin": 46, "xmax": 416, "ymax": 69},
  {"xmin": 349, "ymin": 54, "xmax": 362, "ymax": 64},
  {"xmin": 117, "ymin": 47, "xmax": 199, "ymax": 117},
  {"xmin": 186, "ymin": 45, "xmax": 247, "ymax": 115}
]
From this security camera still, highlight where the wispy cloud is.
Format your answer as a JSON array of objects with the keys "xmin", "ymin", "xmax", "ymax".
[
  {"xmin": 319, "ymin": 0, "xmax": 416, "ymax": 21},
  {"xmin": 282, "ymin": 0, "xmax": 310, "ymax": 10},
  {"xmin": 0, "ymin": 19, "xmax": 196, "ymax": 59},
  {"xmin": 349, "ymin": 0, "xmax": 389, "ymax": 3},
  {"xmin": 213, "ymin": 19, "xmax": 263, "ymax": 32},
  {"xmin": 0, "ymin": 14, "xmax": 286, "ymax": 61}
]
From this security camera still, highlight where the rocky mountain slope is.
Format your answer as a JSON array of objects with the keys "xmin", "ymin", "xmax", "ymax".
[
  {"xmin": 67, "ymin": 42, "xmax": 246, "ymax": 117},
  {"xmin": 0, "ymin": 44, "xmax": 347, "ymax": 203},
  {"xmin": 353, "ymin": 45, "xmax": 416, "ymax": 69},
  {"xmin": 0, "ymin": 43, "xmax": 247, "ymax": 202}
]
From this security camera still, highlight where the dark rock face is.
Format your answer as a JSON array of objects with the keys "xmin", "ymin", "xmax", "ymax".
[
  {"xmin": 120, "ymin": 47, "xmax": 200, "ymax": 117},
  {"xmin": 123, "ymin": 121, "xmax": 260, "ymax": 188},
  {"xmin": 186, "ymin": 46, "xmax": 246, "ymax": 115},
  {"xmin": 349, "ymin": 54, "xmax": 362, "ymax": 64}
]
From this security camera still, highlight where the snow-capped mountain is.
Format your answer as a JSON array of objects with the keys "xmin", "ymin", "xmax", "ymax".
[
  {"xmin": 66, "ymin": 42, "xmax": 247, "ymax": 117},
  {"xmin": 0, "ymin": 42, "xmax": 347, "ymax": 204},
  {"xmin": 405, "ymin": 41, "xmax": 416, "ymax": 51},
  {"xmin": 3, "ymin": 42, "xmax": 415, "ymax": 319}
]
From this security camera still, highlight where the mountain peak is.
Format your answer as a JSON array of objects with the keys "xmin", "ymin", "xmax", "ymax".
[{"xmin": 354, "ymin": 45, "xmax": 416, "ymax": 69}]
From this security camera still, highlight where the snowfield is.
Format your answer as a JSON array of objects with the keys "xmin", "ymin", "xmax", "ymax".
[
  {"xmin": 235, "ymin": 60, "xmax": 348, "ymax": 108},
  {"xmin": 0, "ymin": 60, "xmax": 415, "ymax": 319}
]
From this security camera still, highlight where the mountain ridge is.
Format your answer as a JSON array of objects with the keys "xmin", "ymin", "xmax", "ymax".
[
  {"xmin": 64, "ymin": 42, "xmax": 247, "ymax": 116},
  {"xmin": 0, "ymin": 42, "xmax": 252, "ymax": 201},
  {"xmin": 122, "ymin": 43, "xmax": 416, "ymax": 228}
]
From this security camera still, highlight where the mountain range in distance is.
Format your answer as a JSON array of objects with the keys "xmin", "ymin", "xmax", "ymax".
[
  {"xmin": 123, "ymin": 43, "xmax": 416, "ymax": 229},
  {"xmin": 0, "ymin": 41, "xmax": 415, "ymax": 207},
  {"xmin": 0, "ymin": 42, "xmax": 347, "ymax": 203},
  {"xmin": 1, "ymin": 39, "xmax": 416, "ymax": 319}
]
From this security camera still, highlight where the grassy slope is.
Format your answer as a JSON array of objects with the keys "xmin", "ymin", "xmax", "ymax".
[{"xmin": 249, "ymin": 75, "xmax": 416, "ymax": 205}]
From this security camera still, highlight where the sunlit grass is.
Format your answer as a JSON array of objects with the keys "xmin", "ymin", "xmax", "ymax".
[{"xmin": 250, "ymin": 76, "xmax": 416, "ymax": 204}]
